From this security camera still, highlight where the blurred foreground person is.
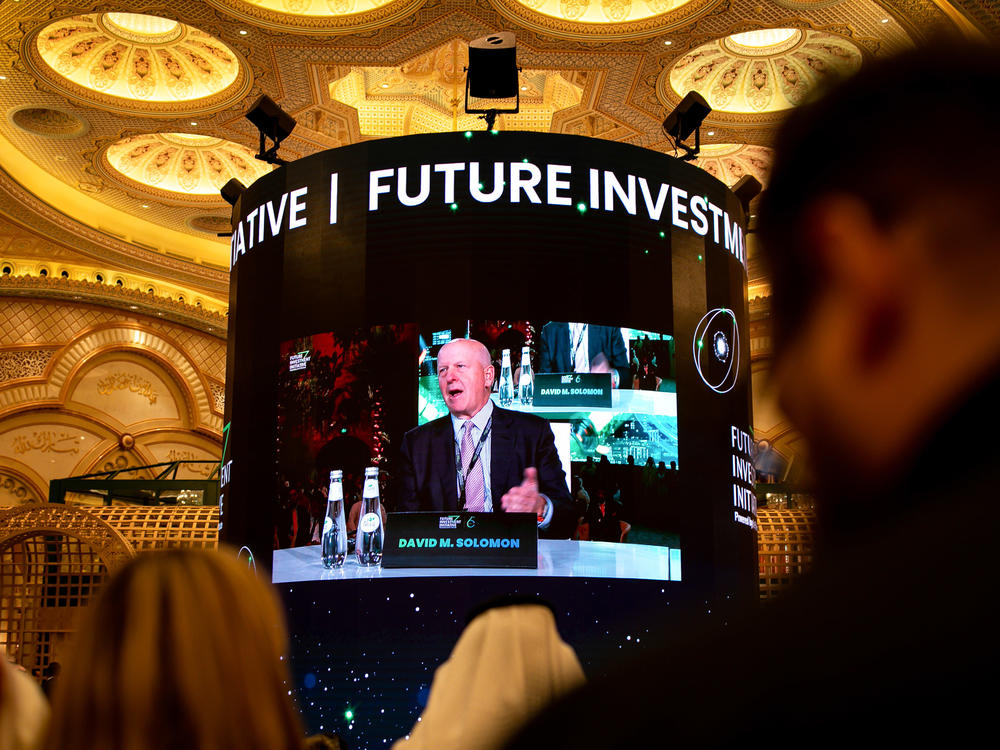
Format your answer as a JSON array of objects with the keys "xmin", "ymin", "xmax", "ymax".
[
  {"xmin": 507, "ymin": 42, "xmax": 1000, "ymax": 748},
  {"xmin": 1, "ymin": 654, "xmax": 49, "ymax": 750},
  {"xmin": 42, "ymin": 549, "xmax": 305, "ymax": 750},
  {"xmin": 394, "ymin": 601, "xmax": 584, "ymax": 750}
]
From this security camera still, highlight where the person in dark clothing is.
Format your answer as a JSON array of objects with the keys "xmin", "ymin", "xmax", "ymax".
[{"xmin": 507, "ymin": 42, "xmax": 1000, "ymax": 748}]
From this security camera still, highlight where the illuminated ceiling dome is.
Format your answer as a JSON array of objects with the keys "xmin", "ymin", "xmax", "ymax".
[
  {"xmin": 30, "ymin": 13, "xmax": 249, "ymax": 115},
  {"xmin": 102, "ymin": 134, "xmax": 273, "ymax": 201},
  {"xmin": 693, "ymin": 144, "xmax": 773, "ymax": 187},
  {"xmin": 492, "ymin": 0, "xmax": 718, "ymax": 41},
  {"xmin": 514, "ymin": 0, "xmax": 695, "ymax": 23},
  {"xmin": 242, "ymin": 0, "xmax": 400, "ymax": 16},
  {"xmin": 668, "ymin": 29, "xmax": 862, "ymax": 113},
  {"xmin": 203, "ymin": 0, "xmax": 425, "ymax": 33}
]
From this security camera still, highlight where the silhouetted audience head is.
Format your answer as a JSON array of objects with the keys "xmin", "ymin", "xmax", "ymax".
[
  {"xmin": 43, "ymin": 548, "xmax": 304, "ymax": 750},
  {"xmin": 759, "ymin": 41, "xmax": 1000, "ymax": 493},
  {"xmin": 2, "ymin": 653, "xmax": 49, "ymax": 750}
]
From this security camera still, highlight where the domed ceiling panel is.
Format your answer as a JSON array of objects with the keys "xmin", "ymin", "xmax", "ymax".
[
  {"xmin": 667, "ymin": 29, "xmax": 862, "ymax": 114},
  {"xmin": 101, "ymin": 134, "xmax": 273, "ymax": 202},
  {"xmin": 329, "ymin": 39, "xmax": 584, "ymax": 137},
  {"xmin": 692, "ymin": 144, "xmax": 773, "ymax": 187},
  {"xmin": 27, "ymin": 13, "xmax": 250, "ymax": 116},
  {"xmin": 204, "ymin": 0, "xmax": 425, "ymax": 33},
  {"xmin": 491, "ymin": 0, "xmax": 723, "ymax": 40}
]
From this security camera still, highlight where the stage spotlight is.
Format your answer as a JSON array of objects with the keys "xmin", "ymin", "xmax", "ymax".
[
  {"xmin": 465, "ymin": 32, "xmax": 520, "ymax": 130},
  {"xmin": 663, "ymin": 91, "xmax": 711, "ymax": 161},
  {"xmin": 731, "ymin": 175, "xmax": 763, "ymax": 213},
  {"xmin": 245, "ymin": 94, "xmax": 296, "ymax": 165}
]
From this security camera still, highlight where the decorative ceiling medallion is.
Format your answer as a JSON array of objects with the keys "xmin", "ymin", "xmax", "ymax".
[
  {"xmin": 723, "ymin": 29, "xmax": 802, "ymax": 56},
  {"xmin": 9, "ymin": 107, "xmax": 89, "ymax": 139},
  {"xmin": 491, "ymin": 0, "xmax": 724, "ymax": 41},
  {"xmin": 667, "ymin": 30, "xmax": 862, "ymax": 114},
  {"xmin": 202, "ymin": 0, "xmax": 425, "ymax": 34},
  {"xmin": 100, "ymin": 133, "xmax": 273, "ymax": 202},
  {"xmin": 26, "ymin": 14, "xmax": 251, "ymax": 117},
  {"xmin": 329, "ymin": 39, "xmax": 583, "ymax": 137},
  {"xmin": 187, "ymin": 215, "xmax": 233, "ymax": 234},
  {"xmin": 692, "ymin": 144, "xmax": 773, "ymax": 187}
]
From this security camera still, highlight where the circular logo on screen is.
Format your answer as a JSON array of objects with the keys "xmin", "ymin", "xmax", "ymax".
[
  {"xmin": 693, "ymin": 308, "xmax": 740, "ymax": 394},
  {"xmin": 359, "ymin": 512, "xmax": 381, "ymax": 533},
  {"xmin": 713, "ymin": 331, "xmax": 729, "ymax": 362}
]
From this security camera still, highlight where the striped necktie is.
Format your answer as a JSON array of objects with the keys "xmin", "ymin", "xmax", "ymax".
[{"xmin": 461, "ymin": 420, "xmax": 486, "ymax": 512}]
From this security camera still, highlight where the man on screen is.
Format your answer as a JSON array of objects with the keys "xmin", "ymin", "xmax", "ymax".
[
  {"xmin": 538, "ymin": 322, "xmax": 631, "ymax": 388},
  {"xmin": 395, "ymin": 338, "xmax": 574, "ymax": 537}
]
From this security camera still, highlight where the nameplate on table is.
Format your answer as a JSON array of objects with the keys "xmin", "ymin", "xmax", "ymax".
[
  {"xmin": 533, "ymin": 373, "xmax": 612, "ymax": 408},
  {"xmin": 382, "ymin": 512, "xmax": 537, "ymax": 568}
]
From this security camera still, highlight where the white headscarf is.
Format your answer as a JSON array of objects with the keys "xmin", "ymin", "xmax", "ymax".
[{"xmin": 393, "ymin": 603, "xmax": 585, "ymax": 750}]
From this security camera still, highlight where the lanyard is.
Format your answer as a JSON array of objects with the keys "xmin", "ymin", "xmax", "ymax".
[
  {"xmin": 455, "ymin": 418, "xmax": 492, "ymax": 507},
  {"xmin": 570, "ymin": 324, "xmax": 586, "ymax": 368}
]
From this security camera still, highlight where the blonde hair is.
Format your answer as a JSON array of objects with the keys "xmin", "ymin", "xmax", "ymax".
[{"xmin": 44, "ymin": 548, "xmax": 304, "ymax": 750}]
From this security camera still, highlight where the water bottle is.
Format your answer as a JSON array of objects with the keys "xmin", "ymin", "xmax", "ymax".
[
  {"xmin": 356, "ymin": 466, "xmax": 383, "ymax": 566},
  {"xmin": 321, "ymin": 470, "xmax": 347, "ymax": 568},
  {"xmin": 498, "ymin": 348, "xmax": 514, "ymax": 407},
  {"xmin": 518, "ymin": 346, "xmax": 533, "ymax": 406}
]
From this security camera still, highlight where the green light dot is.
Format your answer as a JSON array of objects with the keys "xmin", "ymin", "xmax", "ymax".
[
  {"xmin": 478, "ymin": 183, "xmax": 484, "ymax": 190},
  {"xmin": 344, "ymin": 710, "xmax": 354, "ymax": 721},
  {"xmin": 659, "ymin": 231, "xmax": 666, "ymax": 238},
  {"xmin": 697, "ymin": 340, "xmax": 704, "ymax": 349},
  {"xmin": 490, "ymin": 129, "xmax": 499, "ymax": 135},
  {"xmin": 450, "ymin": 203, "xmax": 458, "ymax": 211},
  {"xmin": 576, "ymin": 202, "xmax": 587, "ymax": 214},
  {"xmin": 464, "ymin": 131, "xmax": 472, "ymax": 139},
  {"xmin": 522, "ymin": 158, "xmax": 529, "ymax": 163},
  {"xmin": 697, "ymin": 254, "xmax": 703, "ymax": 262},
  {"xmin": 643, "ymin": 249, "xmax": 649, "ymax": 255}
]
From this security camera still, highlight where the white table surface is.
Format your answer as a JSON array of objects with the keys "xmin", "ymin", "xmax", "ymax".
[{"xmin": 272, "ymin": 539, "xmax": 680, "ymax": 583}]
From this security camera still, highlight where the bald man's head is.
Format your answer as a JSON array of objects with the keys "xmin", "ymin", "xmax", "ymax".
[{"xmin": 437, "ymin": 339, "xmax": 495, "ymax": 419}]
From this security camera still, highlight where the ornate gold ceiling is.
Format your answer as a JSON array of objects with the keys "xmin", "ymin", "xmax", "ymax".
[
  {"xmin": 101, "ymin": 133, "xmax": 272, "ymax": 200},
  {"xmin": 0, "ymin": 0, "xmax": 993, "ymax": 311},
  {"xmin": 204, "ymin": 0, "xmax": 427, "ymax": 33},
  {"xmin": 329, "ymin": 38, "xmax": 583, "ymax": 136},
  {"xmin": 492, "ymin": 0, "xmax": 722, "ymax": 40},
  {"xmin": 667, "ymin": 29, "xmax": 862, "ymax": 114},
  {"xmin": 692, "ymin": 144, "xmax": 774, "ymax": 187},
  {"xmin": 27, "ymin": 13, "xmax": 250, "ymax": 116}
]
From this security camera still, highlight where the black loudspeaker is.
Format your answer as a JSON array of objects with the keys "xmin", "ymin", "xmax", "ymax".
[
  {"xmin": 468, "ymin": 32, "xmax": 518, "ymax": 99},
  {"xmin": 246, "ymin": 94, "xmax": 296, "ymax": 143},
  {"xmin": 663, "ymin": 91, "xmax": 712, "ymax": 142},
  {"xmin": 731, "ymin": 175, "xmax": 763, "ymax": 211},
  {"xmin": 220, "ymin": 178, "xmax": 246, "ymax": 207}
]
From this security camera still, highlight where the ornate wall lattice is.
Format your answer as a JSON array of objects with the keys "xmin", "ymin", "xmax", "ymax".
[{"xmin": 0, "ymin": 349, "xmax": 56, "ymax": 383}]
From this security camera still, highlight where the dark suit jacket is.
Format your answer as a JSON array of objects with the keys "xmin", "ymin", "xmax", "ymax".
[
  {"xmin": 538, "ymin": 322, "xmax": 631, "ymax": 388},
  {"xmin": 395, "ymin": 406, "xmax": 575, "ymax": 538}
]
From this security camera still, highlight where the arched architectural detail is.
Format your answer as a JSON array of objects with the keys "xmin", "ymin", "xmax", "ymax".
[
  {"xmin": 0, "ymin": 324, "xmax": 221, "ymax": 434},
  {"xmin": 0, "ymin": 462, "xmax": 48, "ymax": 506},
  {"xmin": 0, "ymin": 505, "xmax": 136, "ymax": 573}
]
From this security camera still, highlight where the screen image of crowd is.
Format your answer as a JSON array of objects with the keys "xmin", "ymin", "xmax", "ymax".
[{"xmin": 272, "ymin": 322, "xmax": 681, "ymax": 551}]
